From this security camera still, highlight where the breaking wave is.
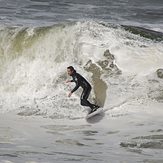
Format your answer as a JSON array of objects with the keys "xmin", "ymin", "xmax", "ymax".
[{"xmin": 0, "ymin": 21, "xmax": 163, "ymax": 119}]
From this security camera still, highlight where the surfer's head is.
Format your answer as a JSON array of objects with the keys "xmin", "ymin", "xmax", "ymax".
[{"xmin": 67, "ymin": 66, "xmax": 75, "ymax": 75}]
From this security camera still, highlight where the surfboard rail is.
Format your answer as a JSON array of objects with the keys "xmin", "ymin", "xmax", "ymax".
[{"xmin": 85, "ymin": 107, "xmax": 103, "ymax": 119}]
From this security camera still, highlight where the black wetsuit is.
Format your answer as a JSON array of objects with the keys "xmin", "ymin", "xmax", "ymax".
[{"xmin": 70, "ymin": 70, "xmax": 94, "ymax": 109}]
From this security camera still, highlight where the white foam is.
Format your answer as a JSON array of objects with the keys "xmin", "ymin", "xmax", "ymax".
[{"xmin": 0, "ymin": 21, "xmax": 163, "ymax": 119}]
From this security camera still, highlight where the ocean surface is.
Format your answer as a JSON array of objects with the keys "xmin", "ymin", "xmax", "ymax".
[{"xmin": 0, "ymin": 0, "xmax": 163, "ymax": 163}]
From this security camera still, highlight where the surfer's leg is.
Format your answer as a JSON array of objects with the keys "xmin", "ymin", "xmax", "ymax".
[
  {"xmin": 80, "ymin": 87, "xmax": 94, "ymax": 109},
  {"xmin": 83, "ymin": 87, "xmax": 99, "ymax": 109}
]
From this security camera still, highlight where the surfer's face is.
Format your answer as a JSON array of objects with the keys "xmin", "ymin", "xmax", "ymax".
[{"xmin": 67, "ymin": 69, "xmax": 73, "ymax": 75}]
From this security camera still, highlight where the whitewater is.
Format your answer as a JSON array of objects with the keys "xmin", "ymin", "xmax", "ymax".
[
  {"xmin": 0, "ymin": 0, "xmax": 163, "ymax": 163},
  {"xmin": 0, "ymin": 20, "xmax": 163, "ymax": 163}
]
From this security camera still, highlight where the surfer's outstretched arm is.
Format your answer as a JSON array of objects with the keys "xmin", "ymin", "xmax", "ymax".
[
  {"xmin": 66, "ymin": 80, "xmax": 71, "ymax": 83},
  {"xmin": 68, "ymin": 92, "xmax": 72, "ymax": 98},
  {"xmin": 66, "ymin": 80, "xmax": 73, "ymax": 97}
]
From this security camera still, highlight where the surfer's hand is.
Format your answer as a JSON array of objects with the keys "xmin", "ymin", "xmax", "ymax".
[
  {"xmin": 68, "ymin": 92, "xmax": 72, "ymax": 98},
  {"xmin": 66, "ymin": 80, "xmax": 71, "ymax": 83}
]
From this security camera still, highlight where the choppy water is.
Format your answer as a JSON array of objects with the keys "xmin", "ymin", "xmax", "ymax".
[
  {"xmin": 0, "ymin": 0, "xmax": 163, "ymax": 31},
  {"xmin": 0, "ymin": 0, "xmax": 163, "ymax": 163}
]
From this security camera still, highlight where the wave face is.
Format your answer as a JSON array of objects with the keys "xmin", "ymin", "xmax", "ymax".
[{"xmin": 0, "ymin": 21, "xmax": 163, "ymax": 119}]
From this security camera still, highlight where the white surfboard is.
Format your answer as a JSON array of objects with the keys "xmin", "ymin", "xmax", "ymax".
[{"xmin": 85, "ymin": 107, "xmax": 103, "ymax": 119}]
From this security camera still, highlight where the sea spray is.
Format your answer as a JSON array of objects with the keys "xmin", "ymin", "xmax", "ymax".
[{"xmin": 0, "ymin": 21, "xmax": 163, "ymax": 119}]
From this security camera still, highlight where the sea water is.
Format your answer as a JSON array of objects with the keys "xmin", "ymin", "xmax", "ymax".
[{"xmin": 0, "ymin": 0, "xmax": 163, "ymax": 163}]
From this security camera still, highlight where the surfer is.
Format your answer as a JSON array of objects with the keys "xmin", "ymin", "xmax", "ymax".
[{"xmin": 66, "ymin": 66, "xmax": 99, "ymax": 112}]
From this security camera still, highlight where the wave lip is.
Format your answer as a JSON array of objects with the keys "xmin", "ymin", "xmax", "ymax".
[{"xmin": 122, "ymin": 25, "xmax": 163, "ymax": 41}]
